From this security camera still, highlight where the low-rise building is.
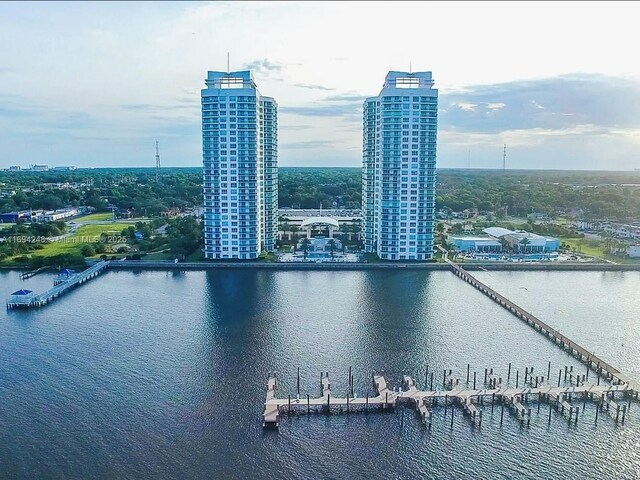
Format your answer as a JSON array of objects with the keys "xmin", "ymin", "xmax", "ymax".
[
  {"xmin": 577, "ymin": 220, "xmax": 640, "ymax": 240},
  {"xmin": 448, "ymin": 227, "xmax": 559, "ymax": 254},
  {"xmin": 32, "ymin": 208, "xmax": 79, "ymax": 223},
  {"xmin": 278, "ymin": 209, "xmax": 361, "ymax": 242},
  {"xmin": 0, "ymin": 210, "xmax": 34, "ymax": 223},
  {"xmin": 448, "ymin": 235, "xmax": 502, "ymax": 253}
]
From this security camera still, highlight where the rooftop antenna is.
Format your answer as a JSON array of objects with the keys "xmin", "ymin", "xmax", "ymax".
[
  {"xmin": 409, "ymin": 60, "xmax": 412, "ymax": 74},
  {"xmin": 503, "ymin": 144, "xmax": 507, "ymax": 171},
  {"xmin": 227, "ymin": 52, "xmax": 230, "ymax": 74},
  {"xmin": 155, "ymin": 140, "xmax": 161, "ymax": 181}
]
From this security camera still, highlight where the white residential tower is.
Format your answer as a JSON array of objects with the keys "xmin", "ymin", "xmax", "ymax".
[
  {"xmin": 362, "ymin": 71, "xmax": 438, "ymax": 260},
  {"xmin": 202, "ymin": 70, "xmax": 278, "ymax": 259}
]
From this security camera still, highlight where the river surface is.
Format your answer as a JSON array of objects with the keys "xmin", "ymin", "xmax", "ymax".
[{"xmin": 0, "ymin": 269, "xmax": 639, "ymax": 479}]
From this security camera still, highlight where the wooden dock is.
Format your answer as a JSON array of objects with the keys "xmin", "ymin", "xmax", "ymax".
[
  {"xmin": 263, "ymin": 370, "xmax": 638, "ymax": 430},
  {"xmin": 20, "ymin": 267, "xmax": 50, "ymax": 280},
  {"xmin": 263, "ymin": 372, "xmax": 398, "ymax": 429},
  {"xmin": 6, "ymin": 261, "xmax": 110, "ymax": 309},
  {"xmin": 448, "ymin": 262, "xmax": 640, "ymax": 393}
]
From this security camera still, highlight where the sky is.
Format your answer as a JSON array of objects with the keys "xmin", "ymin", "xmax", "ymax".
[{"xmin": 1, "ymin": 1, "xmax": 640, "ymax": 170}]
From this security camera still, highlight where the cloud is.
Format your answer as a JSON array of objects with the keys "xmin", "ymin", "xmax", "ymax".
[
  {"xmin": 455, "ymin": 102, "xmax": 477, "ymax": 112},
  {"xmin": 486, "ymin": 102, "xmax": 506, "ymax": 111},
  {"xmin": 323, "ymin": 93, "xmax": 368, "ymax": 102},
  {"xmin": 279, "ymin": 124, "xmax": 314, "ymax": 131},
  {"xmin": 439, "ymin": 74, "xmax": 640, "ymax": 137},
  {"xmin": 290, "ymin": 83, "xmax": 335, "ymax": 91},
  {"xmin": 280, "ymin": 103, "xmax": 360, "ymax": 118},
  {"xmin": 242, "ymin": 58, "xmax": 284, "ymax": 74},
  {"xmin": 280, "ymin": 140, "xmax": 335, "ymax": 149}
]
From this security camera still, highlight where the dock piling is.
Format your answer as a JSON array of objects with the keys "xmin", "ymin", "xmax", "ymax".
[{"xmin": 538, "ymin": 392, "xmax": 542, "ymax": 414}]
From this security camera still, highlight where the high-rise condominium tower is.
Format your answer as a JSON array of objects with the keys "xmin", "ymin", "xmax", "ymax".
[
  {"xmin": 362, "ymin": 71, "xmax": 438, "ymax": 260},
  {"xmin": 202, "ymin": 71, "xmax": 278, "ymax": 259}
]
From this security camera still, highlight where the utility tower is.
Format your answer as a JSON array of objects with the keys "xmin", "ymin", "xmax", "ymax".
[
  {"xmin": 155, "ymin": 140, "xmax": 161, "ymax": 181},
  {"xmin": 502, "ymin": 144, "xmax": 507, "ymax": 171}
]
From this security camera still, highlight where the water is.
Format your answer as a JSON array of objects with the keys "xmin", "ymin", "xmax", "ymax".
[{"xmin": 0, "ymin": 268, "xmax": 639, "ymax": 478}]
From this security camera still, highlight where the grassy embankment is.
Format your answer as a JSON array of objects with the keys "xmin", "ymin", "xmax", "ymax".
[
  {"xmin": 37, "ymin": 223, "xmax": 130, "ymax": 257},
  {"xmin": 0, "ymin": 223, "xmax": 130, "ymax": 266}
]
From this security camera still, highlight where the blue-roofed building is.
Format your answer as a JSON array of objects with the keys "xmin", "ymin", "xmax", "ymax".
[
  {"xmin": 0, "ymin": 211, "xmax": 32, "ymax": 223},
  {"xmin": 8, "ymin": 289, "xmax": 35, "ymax": 305}
]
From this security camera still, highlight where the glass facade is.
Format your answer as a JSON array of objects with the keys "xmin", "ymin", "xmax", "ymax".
[
  {"xmin": 362, "ymin": 71, "xmax": 438, "ymax": 261},
  {"xmin": 201, "ymin": 71, "xmax": 278, "ymax": 259}
]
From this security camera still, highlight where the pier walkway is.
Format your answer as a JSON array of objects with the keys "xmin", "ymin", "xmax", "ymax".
[
  {"xmin": 263, "ymin": 371, "xmax": 637, "ymax": 429},
  {"xmin": 263, "ymin": 372, "xmax": 397, "ymax": 428},
  {"xmin": 447, "ymin": 261, "xmax": 640, "ymax": 393},
  {"xmin": 6, "ymin": 261, "xmax": 110, "ymax": 309}
]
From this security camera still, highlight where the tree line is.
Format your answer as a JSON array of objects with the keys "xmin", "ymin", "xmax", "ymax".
[{"xmin": 2, "ymin": 167, "xmax": 640, "ymax": 221}]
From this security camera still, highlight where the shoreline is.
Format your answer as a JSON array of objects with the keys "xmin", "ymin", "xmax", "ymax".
[
  {"xmin": 106, "ymin": 260, "xmax": 640, "ymax": 271},
  {"xmin": 3, "ymin": 260, "xmax": 640, "ymax": 272}
]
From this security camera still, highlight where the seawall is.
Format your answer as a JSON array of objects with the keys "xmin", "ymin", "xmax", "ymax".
[{"xmin": 105, "ymin": 260, "xmax": 640, "ymax": 272}]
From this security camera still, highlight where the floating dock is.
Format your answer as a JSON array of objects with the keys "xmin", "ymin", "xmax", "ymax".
[{"xmin": 6, "ymin": 261, "xmax": 110, "ymax": 309}]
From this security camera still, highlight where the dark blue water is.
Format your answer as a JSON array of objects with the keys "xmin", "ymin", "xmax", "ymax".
[{"xmin": 1, "ymin": 269, "xmax": 638, "ymax": 478}]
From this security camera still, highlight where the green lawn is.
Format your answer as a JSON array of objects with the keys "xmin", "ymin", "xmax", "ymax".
[
  {"xmin": 73, "ymin": 223, "xmax": 129, "ymax": 237},
  {"xmin": 560, "ymin": 236, "xmax": 640, "ymax": 263},
  {"xmin": 560, "ymin": 237, "xmax": 605, "ymax": 258},
  {"xmin": 74, "ymin": 212, "xmax": 115, "ymax": 222},
  {"xmin": 24, "ymin": 223, "xmax": 130, "ymax": 258}
]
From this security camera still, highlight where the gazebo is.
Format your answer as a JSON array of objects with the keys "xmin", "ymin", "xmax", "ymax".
[{"xmin": 8, "ymin": 289, "xmax": 35, "ymax": 306}]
